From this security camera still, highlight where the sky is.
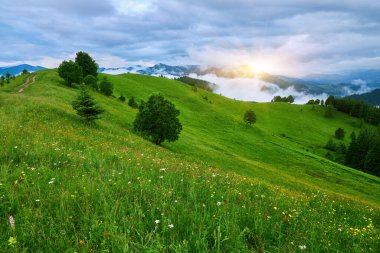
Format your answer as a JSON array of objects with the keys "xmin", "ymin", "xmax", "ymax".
[{"xmin": 1, "ymin": 0, "xmax": 380, "ymax": 77}]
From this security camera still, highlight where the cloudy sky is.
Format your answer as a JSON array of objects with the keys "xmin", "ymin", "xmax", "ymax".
[{"xmin": 1, "ymin": 0, "xmax": 380, "ymax": 76}]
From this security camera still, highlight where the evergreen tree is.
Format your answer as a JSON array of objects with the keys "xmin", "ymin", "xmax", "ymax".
[
  {"xmin": 0, "ymin": 76, "xmax": 4, "ymax": 87},
  {"xmin": 5, "ymin": 72, "xmax": 11, "ymax": 83},
  {"xmin": 72, "ymin": 87, "xmax": 103, "ymax": 123},
  {"xmin": 364, "ymin": 137, "xmax": 380, "ymax": 176},
  {"xmin": 243, "ymin": 109, "xmax": 257, "ymax": 125},
  {"xmin": 133, "ymin": 94, "xmax": 182, "ymax": 145}
]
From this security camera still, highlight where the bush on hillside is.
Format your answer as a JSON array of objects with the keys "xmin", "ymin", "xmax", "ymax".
[
  {"xmin": 84, "ymin": 75, "xmax": 98, "ymax": 90},
  {"xmin": 335, "ymin": 128, "xmax": 345, "ymax": 140},
  {"xmin": 133, "ymin": 94, "xmax": 182, "ymax": 145},
  {"xmin": 243, "ymin": 109, "xmax": 257, "ymax": 126},
  {"xmin": 99, "ymin": 77, "xmax": 113, "ymax": 96},
  {"xmin": 128, "ymin": 96, "xmax": 138, "ymax": 108}
]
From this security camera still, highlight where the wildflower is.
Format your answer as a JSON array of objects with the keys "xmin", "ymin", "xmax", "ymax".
[
  {"xmin": 217, "ymin": 201, "xmax": 222, "ymax": 206},
  {"xmin": 168, "ymin": 224, "xmax": 174, "ymax": 229},
  {"xmin": 273, "ymin": 206, "xmax": 278, "ymax": 211},
  {"xmin": 35, "ymin": 199, "xmax": 40, "ymax": 202},
  {"xmin": 338, "ymin": 228, "xmax": 342, "ymax": 232},
  {"xmin": 78, "ymin": 240, "xmax": 85, "ymax": 246},
  {"xmin": 159, "ymin": 176, "xmax": 164, "ymax": 179},
  {"xmin": 298, "ymin": 245, "xmax": 306, "ymax": 250},
  {"xmin": 8, "ymin": 237, "xmax": 17, "ymax": 246},
  {"xmin": 155, "ymin": 220, "xmax": 160, "ymax": 224},
  {"xmin": 9, "ymin": 215, "xmax": 15, "ymax": 230}
]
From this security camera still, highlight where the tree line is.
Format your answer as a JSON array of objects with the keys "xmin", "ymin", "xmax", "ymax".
[
  {"xmin": 325, "ymin": 127, "xmax": 380, "ymax": 177},
  {"xmin": 324, "ymin": 96, "xmax": 380, "ymax": 126}
]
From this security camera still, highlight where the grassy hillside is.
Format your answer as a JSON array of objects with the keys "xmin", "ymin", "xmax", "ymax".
[{"xmin": 0, "ymin": 70, "xmax": 379, "ymax": 252}]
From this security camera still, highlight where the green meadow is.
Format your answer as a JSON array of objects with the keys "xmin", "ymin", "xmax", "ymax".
[{"xmin": 0, "ymin": 70, "xmax": 379, "ymax": 252}]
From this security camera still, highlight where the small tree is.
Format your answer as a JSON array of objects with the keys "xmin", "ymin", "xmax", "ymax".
[
  {"xmin": 99, "ymin": 77, "xmax": 113, "ymax": 96},
  {"xmin": 119, "ymin": 94, "xmax": 126, "ymax": 102},
  {"xmin": 325, "ymin": 106, "xmax": 334, "ymax": 118},
  {"xmin": 22, "ymin": 69, "xmax": 30, "ymax": 75},
  {"xmin": 75, "ymin": 51, "xmax": 98, "ymax": 77},
  {"xmin": 243, "ymin": 109, "xmax": 257, "ymax": 126},
  {"xmin": 133, "ymin": 94, "xmax": 182, "ymax": 145},
  {"xmin": 84, "ymin": 75, "xmax": 98, "ymax": 90},
  {"xmin": 72, "ymin": 87, "xmax": 103, "ymax": 123},
  {"xmin": 5, "ymin": 72, "xmax": 11, "ymax": 83},
  {"xmin": 0, "ymin": 76, "xmax": 4, "ymax": 87},
  {"xmin": 128, "ymin": 96, "xmax": 138, "ymax": 108},
  {"xmin": 58, "ymin": 60, "xmax": 83, "ymax": 86},
  {"xmin": 335, "ymin": 128, "xmax": 345, "ymax": 140}
]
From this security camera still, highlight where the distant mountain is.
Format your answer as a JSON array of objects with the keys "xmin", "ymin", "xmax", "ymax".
[
  {"xmin": 99, "ymin": 63, "xmax": 200, "ymax": 77},
  {"xmin": 345, "ymin": 89, "xmax": 380, "ymax": 106},
  {"xmin": 98, "ymin": 63, "xmax": 380, "ymax": 97},
  {"xmin": 0, "ymin": 64, "xmax": 45, "ymax": 76}
]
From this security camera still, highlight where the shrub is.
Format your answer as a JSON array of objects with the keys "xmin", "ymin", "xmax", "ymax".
[
  {"xmin": 58, "ymin": 61, "xmax": 83, "ymax": 86},
  {"xmin": 128, "ymin": 96, "xmax": 138, "ymax": 108},
  {"xmin": 244, "ymin": 109, "xmax": 257, "ymax": 126},
  {"xmin": 99, "ymin": 77, "xmax": 113, "ymax": 96},
  {"xmin": 335, "ymin": 128, "xmax": 345, "ymax": 140}
]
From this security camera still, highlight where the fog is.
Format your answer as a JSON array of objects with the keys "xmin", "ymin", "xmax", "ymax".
[{"xmin": 189, "ymin": 74, "xmax": 328, "ymax": 104}]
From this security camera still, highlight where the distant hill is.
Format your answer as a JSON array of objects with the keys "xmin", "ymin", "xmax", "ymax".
[
  {"xmin": 346, "ymin": 88, "xmax": 380, "ymax": 106},
  {"xmin": 0, "ymin": 64, "xmax": 45, "ymax": 76}
]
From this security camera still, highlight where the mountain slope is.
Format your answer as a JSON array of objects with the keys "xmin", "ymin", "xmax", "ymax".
[
  {"xmin": 0, "ymin": 70, "xmax": 379, "ymax": 252},
  {"xmin": 346, "ymin": 89, "xmax": 380, "ymax": 106}
]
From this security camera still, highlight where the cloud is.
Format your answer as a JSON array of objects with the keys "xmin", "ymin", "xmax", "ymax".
[
  {"xmin": 0, "ymin": 0, "xmax": 379, "ymax": 77},
  {"xmin": 190, "ymin": 74, "xmax": 327, "ymax": 104}
]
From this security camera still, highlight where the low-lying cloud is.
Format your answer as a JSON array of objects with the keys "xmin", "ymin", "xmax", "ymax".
[{"xmin": 189, "ymin": 74, "xmax": 328, "ymax": 104}]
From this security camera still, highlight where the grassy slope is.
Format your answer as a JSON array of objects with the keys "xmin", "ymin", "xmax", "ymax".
[{"xmin": 0, "ymin": 70, "xmax": 379, "ymax": 252}]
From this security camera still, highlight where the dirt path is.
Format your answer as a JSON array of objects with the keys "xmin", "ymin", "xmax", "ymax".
[{"xmin": 16, "ymin": 75, "xmax": 36, "ymax": 93}]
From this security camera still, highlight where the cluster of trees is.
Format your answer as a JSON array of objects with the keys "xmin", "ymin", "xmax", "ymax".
[
  {"xmin": 58, "ymin": 52, "xmax": 114, "ymax": 97},
  {"xmin": 65, "ymin": 52, "xmax": 183, "ymax": 145},
  {"xmin": 0, "ymin": 71, "xmax": 20, "ymax": 86},
  {"xmin": 175, "ymin": 76, "xmax": 216, "ymax": 92},
  {"xmin": 325, "ymin": 127, "xmax": 380, "ymax": 177},
  {"xmin": 271, "ymin": 95, "xmax": 294, "ymax": 103},
  {"xmin": 324, "ymin": 96, "xmax": 380, "ymax": 125},
  {"xmin": 306, "ymin": 99, "xmax": 324, "ymax": 106}
]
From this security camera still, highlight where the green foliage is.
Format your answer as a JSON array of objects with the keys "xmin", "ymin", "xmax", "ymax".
[
  {"xmin": 99, "ymin": 77, "xmax": 113, "ymax": 96},
  {"xmin": 22, "ymin": 69, "xmax": 29, "ymax": 75},
  {"xmin": 5, "ymin": 72, "xmax": 10, "ymax": 83},
  {"xmin": 133, "ymin": 94, "xmax": 182, "ymax": 145},
  {"xmin": 118, "ymin": 94, "xmax": 126, "ymax": 102},
  {"xmin": 176, "ymin": 76, "xmax": 215, "ymax": 92},
  {"xmin": 335, "ymin": 128, "xmax": 345, "ymax": 139},
  {"xmin": 0, "ymin": 76, "xmax": 4, "ymax": 87},
  {"xmin": 325, "ymin": 139, "xmax": 337, "ymax": 151},
  {"xmin": 272, "ymin": 95, "xmax": 294, "ymax": 103},
  {"xmin": 58, "ymin": 60, "xmax": 83, "ymax": 86},
  {"xmin": 128, "ymin": 96, "xmax": 138, "ymax": 108},
  {"xmin": 243, "ymin": 109, "xmax": 257, "ymax": 125},
  {"xmin": 83, "ymin": 75, "xmax": 98, "ymax": 90},
  {"xmin": 75, "ymin": 51, "xmax": 98, "ymax": 77},
  {"xmin": 325, "ymin": 106, "xmax": 334, "ymax": 118},
  {"xmin": 72, "ymin": 87, "xmax": 103, "ymax": 123}
]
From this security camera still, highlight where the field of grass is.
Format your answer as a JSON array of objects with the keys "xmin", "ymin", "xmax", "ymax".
[{"xmin": 0, "ymin": 70, "xmax": 379, "ymax": 252}]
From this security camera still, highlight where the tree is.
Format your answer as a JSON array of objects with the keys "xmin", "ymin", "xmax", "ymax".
[
  {"xmin": 321, "ymin": 99, "xmax": 325, "ymax": 106},
  {"xmin": 84, "ymin": 75, "xmax": 98, "ymax": 90},
  {"xmin": 0, "ymin": 76, "xmax": 4, "ymax": 87},
  {"xmin": 364, "ymin": 137, "xmax": 380, "ymax": 177},
  {"xmin": 133, "ymin": 94, "xmax": 182, "ymax": 145},
  {"xmin": 58, "ymin": 60, "xmax": 83, "ymax": 86},
  {"xmin": 335, "ymin": 128, "xmax": 345, "ymax": 140},
  {"xmin": 99, "ymin": 77, "xmax": 113, "ymax": 96},
  {"xmin": 75, "ymin": 51, "xmax": 98, "ymax": 77},
  {"xmin": 72, "ymin": 87, "xmax": 103, "ymax": 123},
  {"xmin": 325, "ymin": 95, "xmax": 335, "ymax": 106},
  {"xmin": 119, "ymin": 94, "xmax": 126, "ymax": 102},
  {"xmin": 128, "ymin": 96, "xmax": 138, "ymax": 108},
  {"xmin": 286, "ymin": 95, "xmax": 295, "ymax": 103},
  {"xmin": 5, "ymin": 72, "xmax": 10, "ymax": 83},
  {"xmin": 325, "ymin": 106, "xmax": 334, "ymax": 118},
  {"xmin": 22, "ymin": 69, "xmax": 29, "ymax": 75},
  {"xmin": 243, "ymin": 109, "xmax": 257, "ymax": 125}
]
